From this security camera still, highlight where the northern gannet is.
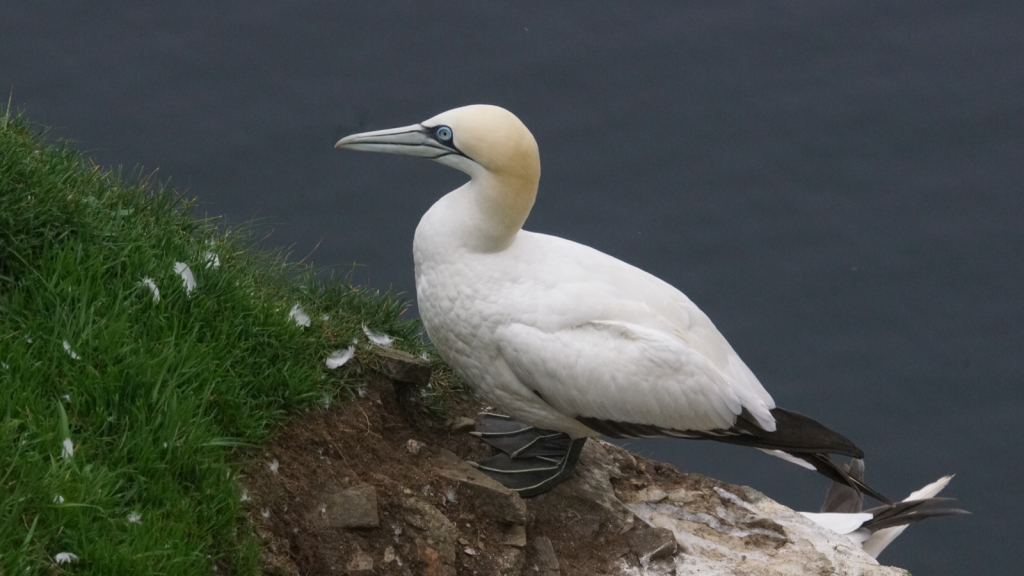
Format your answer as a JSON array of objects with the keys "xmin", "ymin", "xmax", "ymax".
[{"xmin": 336, "ymin": 105, "xmax": 889, "ymax": 500}]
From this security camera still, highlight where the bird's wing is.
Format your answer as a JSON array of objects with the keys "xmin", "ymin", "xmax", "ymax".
[
  {"xmin": 514, "ymin": 232, "xmax": 776, "ymax": 411},
  {"xmin": 495, "ymin": 319, "xmax": 776, "ymax": 433}
]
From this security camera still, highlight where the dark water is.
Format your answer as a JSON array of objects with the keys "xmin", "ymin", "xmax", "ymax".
[{"xmin": 4, "ymin": 2, "xmax": 1022, "ymax": 573}]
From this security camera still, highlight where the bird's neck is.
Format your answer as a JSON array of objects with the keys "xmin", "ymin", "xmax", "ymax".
[
  {"xmin": 421, "ymin": 170, "xmax": 537, "ymax": 254},
  {"xmin": 472, "ymin": 170, "xmax": 537, "ymax": 248}
]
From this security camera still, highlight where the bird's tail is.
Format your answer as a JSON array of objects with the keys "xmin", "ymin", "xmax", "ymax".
[{"xmin": 817, "ymin": 462, "xmax": 969, "ymax": 558}]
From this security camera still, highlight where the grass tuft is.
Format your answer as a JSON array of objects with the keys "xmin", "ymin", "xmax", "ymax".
[{"xmin": 0, "ymin": 112, "xmax": 455, "ymax": 574}]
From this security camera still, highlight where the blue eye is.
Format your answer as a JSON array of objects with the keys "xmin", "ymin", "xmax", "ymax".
[{"xmin": 435, "ymin": 126, "xmax": 453, "ymax": 142}]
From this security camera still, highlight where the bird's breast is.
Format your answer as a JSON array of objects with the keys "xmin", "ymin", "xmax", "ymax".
[{"xmin": 415, "ymin": 250, "xmax": 513, "ymax": 357}]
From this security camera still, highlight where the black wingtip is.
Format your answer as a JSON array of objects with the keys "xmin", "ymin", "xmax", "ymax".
[
  {"xmin": 762, "ymin": 408, "xmax": 865, "ymax": 458},
  {"xmin": 821, "ymin": 459, "xmax": 865, "ymax": 513},
  {"xmin": 578, "ymin": 408, "xmax": 885, "ymax": 501},
  {"xmin": 800, "ymin": 453, "xmax": 892, "ymax": 504},
  {"xmin": 850, "ymin": 475, "xmax": 893, "ymax": 506},
  {"xmin": 863, "ymin": 499, "xmax": 971, "ymax": 532}
]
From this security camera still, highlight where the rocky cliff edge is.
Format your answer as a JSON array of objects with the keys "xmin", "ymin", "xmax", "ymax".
[{"xmin": 241, "ymin": 356, "xmax": 910, "ymax": 576}]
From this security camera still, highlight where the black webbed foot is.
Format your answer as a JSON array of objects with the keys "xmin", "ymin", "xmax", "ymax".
[
  {"xmin": 468, "ymin": 413, "xmax": 586, "ymax": 497},
  {"xmin": 471, "ymin": 412, "xmax": 572, "ymax": 458}
]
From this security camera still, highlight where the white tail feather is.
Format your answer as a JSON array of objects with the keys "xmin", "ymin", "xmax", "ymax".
[{"xmin": 860, "ymin": 475, "xmax": 954, "ymax": 558}]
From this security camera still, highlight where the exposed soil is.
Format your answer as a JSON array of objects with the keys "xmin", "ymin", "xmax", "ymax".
[{"xmin": 239, "ymin": 373, "xmax": 720, "ymax": 576}]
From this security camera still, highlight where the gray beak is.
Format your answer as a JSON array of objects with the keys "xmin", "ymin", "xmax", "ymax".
[{"xmin": 335, "ymin": 124, "xmax": 451, "ymax": 158}]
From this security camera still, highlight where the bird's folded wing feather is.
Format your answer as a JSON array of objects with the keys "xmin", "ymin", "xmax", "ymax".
[{"xmin": 495, "ymin": 320, "xmax": 776, "ymax": 433}]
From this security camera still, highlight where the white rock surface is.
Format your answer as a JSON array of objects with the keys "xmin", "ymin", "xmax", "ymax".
[{"xmin": 593, "ymin": 440, "xmax": 911, "ymax": 576}]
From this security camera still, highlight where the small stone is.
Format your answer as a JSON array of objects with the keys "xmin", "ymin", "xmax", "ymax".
[
  {"xmin": 740, "ymin": 485, "xmax": 768, "ymax": 504},
  {"xmin": 532, "ymin": 537, "xmax": 560, "ymax": 575},
  {"xmin": 626, "ymin": 525, "xmax": 677, "ymax": 566},
  {"xmin": 665, "ymin": 487, "xmax": 696, "ymax": 503},
  {"xmin": 406, "ymin": 439, "xmax": 427, "ymax": 455},
  {"xmin": 401, "ymin": 496, "xmax": 458, "ymax": 576},
  {"xmin": 430, "ymin": 449, "xmax": 528, "ymax": 524},
  {"xmin": 459, "ymin": 537, "xmax": 470, "ymax": 546},
  {"xmin": 494, "ymin": 546, "xmax": 526, "ymax": 576},
  {"xmin": 503, "ymin": 524, "xmax": 527, "ymax": 548},
  {"xmin": 375, "ymin": 348, "xmax": 432, "ymax": 385},
  {"xmin": 553, "ymin": 440, "xmax": 633, "ymax": 532},
  {"xmin": 449, "ymin": 416, "xmax": 476, "ymax": 432},
  {"xmin": 311, "ymin": 485, "xmax": 379, "ymax": 528},
  {"xmin": 345, "ymin": 550, "xmax": 374, "ymax": 576},
  {"xmin": 463, "ymin": 547, "xmax": 477, "ymax": 556},
  {"xmin": 632, "ymin": 486, "xmax": 668, "ymax": 503},
  {"xmin": 383, "ymin": 546, "xmax": 396, "ymax": 563}
]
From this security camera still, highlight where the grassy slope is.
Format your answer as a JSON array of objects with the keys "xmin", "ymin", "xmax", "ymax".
[{"xmin": 0, "ymin": 111, "xmax": 447, "ymax": 574}]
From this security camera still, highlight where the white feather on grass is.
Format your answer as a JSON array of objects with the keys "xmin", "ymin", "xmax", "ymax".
[
  {"xmin": 55, "ymin": 552, "xmax": 78, "ymax": 564},
  {"xmin": 204, "ymin": 251, "xmax": 220, "ymax": 269},
  {"xmin": 326, "ymin": 347, "xmax": 355, "ymax": 369},
  {"xmin": 173, "ymin": 262, "xmax": 196, "ymax": 295},
  {"xmin": 61, "ymin": 438, "xmax": 74, "ymax": 458},
  {"xmin": 141, "ymin": 277, "xmax": 161, "ymax": 302},
  {"xmin": 62, "ymin": 341, "xmax": 80, "ymax": 360},
  {"xmin": 362, "ymin": 325, "xmax": 394, "ymax": 347},
  {"xmin": 289, "ymin": 304, "xmax": 310, "ymax": 327}
]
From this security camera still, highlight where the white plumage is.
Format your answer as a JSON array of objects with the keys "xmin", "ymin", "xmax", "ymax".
[
  {"xmin": 335, "ymin": 105, "xmax": 882, "ymax": 499},
  {"xmin": 338, "ymin": 104, "xmax": 776, "ymax": 439}
]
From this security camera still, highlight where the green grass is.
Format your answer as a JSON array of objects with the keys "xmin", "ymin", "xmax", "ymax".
[{"xmin": 0, "ymin": 110, "xmax": 454, "ymax": 574}]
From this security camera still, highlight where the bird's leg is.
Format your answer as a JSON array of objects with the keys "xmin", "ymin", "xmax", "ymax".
[{"xmin": 468, "ymin": 413, "xmax": 587, "ymax": 497}]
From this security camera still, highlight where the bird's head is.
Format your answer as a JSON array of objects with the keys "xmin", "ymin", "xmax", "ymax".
[{"xmin": 335, "ymin": 104, "xmax": 540, "ymax": 187}]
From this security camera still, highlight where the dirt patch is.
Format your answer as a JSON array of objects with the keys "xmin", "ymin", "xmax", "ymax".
[{"xmin": 241, "ymin": 374, "xmax": 490, "ymax": 575}]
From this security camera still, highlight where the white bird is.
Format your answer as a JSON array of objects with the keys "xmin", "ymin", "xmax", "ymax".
[
  {"xmin": 802, "ymin": 460, "xmax": 968, "ymax": 558},
  {"xmin": 336, "ymin": 105, "xmax": 888, "ymax": 500}
]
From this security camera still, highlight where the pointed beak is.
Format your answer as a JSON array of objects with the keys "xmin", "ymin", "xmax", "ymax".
[{"xmin": 335, "ymin": 124, "xmax": 451, "ymax": 158}]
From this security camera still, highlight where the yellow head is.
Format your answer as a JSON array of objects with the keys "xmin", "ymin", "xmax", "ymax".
[
  {"xmin": 336, "ymin": 105, "xmax": 542, "ymax": 246},
  {"xmin": 335, "ymin": 104, "xmax": 540, "ymax": 190}
]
